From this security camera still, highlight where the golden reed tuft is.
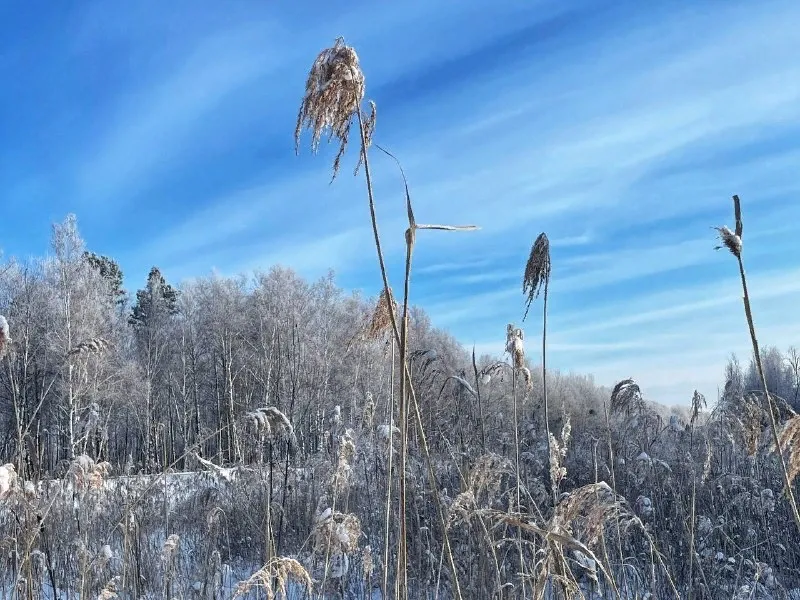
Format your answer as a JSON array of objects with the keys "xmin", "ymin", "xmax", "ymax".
[
  {"xmin": 522, "ymin": 233, "xmax": 551, "ymax": 322},
  {"xmin": 295, "ymin": 37, "xmax": 374, "ymax": 179}
]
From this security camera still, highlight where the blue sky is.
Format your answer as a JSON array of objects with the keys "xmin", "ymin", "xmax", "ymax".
[{"xmin": 2, "ymin": 0, "xmax": 800, "ymax": 405}]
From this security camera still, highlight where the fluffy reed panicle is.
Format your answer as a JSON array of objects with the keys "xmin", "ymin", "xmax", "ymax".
[
  {"xmin": 773, "ymin": 416, "xmax": 800, "ymax": 490},
  {"xmin": 552, "ymin": 482, "xmax": 630, "ymax": 547},
  {"xmin": 691, "ymin": 389, "xmax": 707, "ymax": 427},
  {"xmin": 245, "ymin": 406, "xmax": 297, "ymax": 447},
  {"xmin": 295, "ymin": 37, "xmax": 370, "ymax": 179},
  {"xmin": 549, "ymin": 413, "xmax": 572, "ymax": 497},
  {"xmin": 522, "ymin": 233, "xmax": 551, "ymax": 321},
  {"xmin": 715, "ymin": 225, "xmax": 742, "ymax": 257},
  {"xmin": 505, "ymin": 324, "xmax": 532, "ymax": 390},
  {"xmin": 0, "ymin": 315, "xmax": 10, "ymax": 359},
  {"xmin": 367, "ymin": 287, "xmax": 397, "ymax": 339},
  {"xmin": 448, "ymin": 453, "xmax": 513, "ymax": 527},
  {"xmin": 0, "ymin": 463, "xmax": 17, "ymax": 499},
  {"xmin": 311, "ymin": 507, "xmax": 362, "ymax": 579},
  {"xmin": 331, "ymin": 428, "xmax": 357, "ymax": 494},
  {"xmin": 714, "ymin": 194, "xmax": 744, "ymax": 257},
  {"xmin": 234, "ymin": 557, "xmax": 313, "ymax": 600},
  {"xmin": 68, "ymin": 454, "xmax": 112, "ymax": 493},
  {"xmin": 97, "ymin": 576, "xmax": 120, "ymax": 600},
  {"xmin": 610, "ymin": 378, "xmax": 644, "ymax": 417},
  {"xmin": 68, "ymin": 336, "xmax": 111, "ymax": 356}
]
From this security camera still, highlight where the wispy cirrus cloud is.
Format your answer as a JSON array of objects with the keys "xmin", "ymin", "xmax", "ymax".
[{"xmin": 3, "ymin": 0, "xmax": 800, "ymax": 406}]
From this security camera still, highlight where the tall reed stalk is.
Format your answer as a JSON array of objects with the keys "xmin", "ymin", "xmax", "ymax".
[
  {"xmin": 295, "ymin": 37, "xmax": 476, "ymax": 599},
  {"xmin": 715, "ymin": 194, "xmax": 800, "ymax": 532}
]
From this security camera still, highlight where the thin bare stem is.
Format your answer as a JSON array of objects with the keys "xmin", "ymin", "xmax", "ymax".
[{"xmin": 718, "ymin": 194, "xmax": 800, "ymax": 532}]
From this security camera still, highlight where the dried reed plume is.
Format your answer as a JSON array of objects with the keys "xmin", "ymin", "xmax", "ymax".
[
  {"xmin": 0, "ymin": 463, "xmax": 16, "ymax": 499},
  {"xmin": 0, "ymin": 315, "xmax": 10, "ymax": 359},
  {"xmin": 234, "ymin": 557, "xmax": 313, "ymax": 600},
  {"xmin": 492, "ymin": 482, "xmax": 626, "ymax": 599},
  {"xmin": 522, "ymin": 232, "xmax": 551, "ymax": 322},
  {"xmin": 610, "ymin": 378, "xmax": 644, "ymax": 417},
  {"xmin": 294, "ymin": 37, "xmax": 370, "ymax": 179},
  {"xmin": 548, "ymin": 413, "xmax": 572, "ymax": 497},
  {"xmin": 312, "ymin": 507, "xmax": 362, "ymax": 579},
  {"xmin": 714, "ymin": 196, "xmax": 742, "ymax": 258},
  {"xmin": 68, "ymin": 337, "xmax": 111, "ymax": 356},
  {"xmin": 773, "ymin": 416, "xmax": 800, "ymax": 493},
  {"xmin": 505, "ymin": 324, "xmax": 532, "ymax": 390},
  {"xmin": 690, "ymin": 389, "xmax": 707, "ymax": 428},
  {"xmin": 68, "ymin": 454, "xmax": 112, "ymax": 493},
  {"xmin": 245, "ymin": 406, "xmax": 297, "ymax": 447},
  {"xmin": 367, "ymin": 287, "xmax": 397, "ymax": 339}
]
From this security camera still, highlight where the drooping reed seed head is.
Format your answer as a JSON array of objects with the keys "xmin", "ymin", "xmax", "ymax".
[
  {"xmin": 295, "ymin": 37, "xmax": 368, "ymax": 179},
  {"xmin": 367, "ymin": 286, "xmax": 396, "ymax": 339},
  {"xmin": 523, "ymin": 232, "xmax": 551, "ymax": 321},
  {"xmin": 610, "ymin": 378, "xmax": 644, "ymax": 416}
]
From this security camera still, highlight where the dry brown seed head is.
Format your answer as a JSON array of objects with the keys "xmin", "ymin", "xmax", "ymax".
[
  {"xmin": 523, "ymin": 232, "xmax": 551, "ymax": 321},
  {"xmin": 714, "ymin": 225, "xmax": 742, "ymax": 258},
  {"xmin": 367, "ymin": 286, "xmax": 396, "ymax": 339},
  {"xmin": 610, "ymin": 378, "xmax": 644, "ymax": 416},
  {"xmin": 295, "ymin": 37, "xmax": 366, "ymax": 179}
]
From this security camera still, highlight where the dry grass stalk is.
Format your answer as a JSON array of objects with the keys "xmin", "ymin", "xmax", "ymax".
[
  {"xmin": 522, "ymin": 233, "xmax": 551, "ymax": 322},
  {"xmin": 234, "ymin": 557, "xmax": 313, "ymax": 599},
  {"xmin": 294, "ymin": 37, "xmax": 368, "ymax": 179},
  {"xmin": 0, "ymin": 315, "xmax": 10, "ymax": 359},
  {"xmin": 715, "ymin": 194, "xmax": 800, "ymax": 531}
]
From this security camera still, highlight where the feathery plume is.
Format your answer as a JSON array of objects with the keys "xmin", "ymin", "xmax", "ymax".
[
  {"xmin": 714, "ymin": 225, "xmax": 742, "ymax": 258},
  {"xmin": 523, "ymin": 233, "xmax": 551, "ymax": 321},
  {"xmin": 773, "ymin": 416, "xmax": 800, "ymax": 491},
  {"xmin": 0, "ymin": 315, "xmax": 11, "ymax": 359},
  {"xmin": 234, "ymin": 557, "xmax": 313, "ymax": 599},
  {"xmin": 68, "ymin": 337, "xmax": 111, "ymax": 356},
  {"xmin": 367, "ymin": 287, "xmax": 396, "ymax": 339},
  {"xmin": 295, "ymin": 37, "xmax": 367, "ymax": 179},
  {"xmin": 245, "ymin": 406, "xmax": 297, "ymax": 447},
  {"xmin": 610, "ymin": 378, "xmax": 644, "ymax": 417},
  {"xmin": 0, "ymin": 463, "xmax": 16, "ymax": 499}
]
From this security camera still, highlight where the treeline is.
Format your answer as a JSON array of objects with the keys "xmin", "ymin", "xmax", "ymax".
[{"xmin": 0, "ymin": 215, "xmax": 491, "ymax": 478}]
